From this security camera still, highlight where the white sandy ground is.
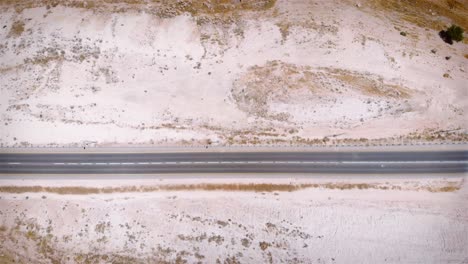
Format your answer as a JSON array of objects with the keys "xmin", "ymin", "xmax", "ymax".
[
  {"xmin": 0, "ymin": 0, "xmax": 467, "ymax": 147},
  {"xmin": 0, "ymin": 175, "xmax": 467, "ymax": 263}
]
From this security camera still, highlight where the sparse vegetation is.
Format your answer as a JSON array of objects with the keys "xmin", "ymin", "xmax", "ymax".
[
  {"xmin": 25, "ymin": 230, "xmax": 38, "ymax": 240},
  {"xmin": 8, "ymin": 20, "xmax": 24, "ymax": 37},
  {"xmin": 0, "ymin": 181, "xmax": 461, "ymax": 194},
  {"xmin": 0, "ymin": 0, "xmax": 277, "ymax": 15},
  {"xmin": 241, "ymin": 238, "xmax": 251, "ymax": 247},
  {"xmin": 365, "ymin": 0, "xmax": 468, "ymax": 31},
  {"xmin": 276, "ymin": 22, "xmax": 291, "ymax": 43},
  {"xmin": 259, "ymin": 241, "xmax": 271, "ymax": 250}
]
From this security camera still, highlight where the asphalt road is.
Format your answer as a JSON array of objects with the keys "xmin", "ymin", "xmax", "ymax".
[{"xmin": 0, "ymin": 151, "xmax": 466, "ymax": 174}]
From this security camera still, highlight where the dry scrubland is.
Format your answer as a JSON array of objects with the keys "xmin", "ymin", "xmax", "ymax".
[
  {"xmin": 0, "ymin": 1, "xmax": 468, "ymax": 263},
  {"xmin": 0, "ymin": 177, "xmax": 467, "ymax": 263},
  {"xmin": 0, "ymin": 0, "xmax": 467, "ymax": 147}
]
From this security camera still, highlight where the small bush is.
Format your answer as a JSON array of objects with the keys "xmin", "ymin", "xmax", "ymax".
[
  {"xmin": 439, "ymin": 24, "xmax": 464, "ymax": 44},
  {"xmin": 446, "ymin": 25, "xmax": 464, "ymax": 41}
]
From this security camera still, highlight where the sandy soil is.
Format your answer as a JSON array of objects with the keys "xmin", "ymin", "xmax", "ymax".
[
  {"xmin": 0, "ymin": 0, "xmax": 467, "ymax": 147},
  {"xmin": 0, "ymin": 176, "xmax": 467, "ymax": 263}
]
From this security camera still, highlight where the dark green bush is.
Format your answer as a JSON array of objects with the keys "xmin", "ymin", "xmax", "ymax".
[
  {"xmin": 446, "ymin": 25, "xmax": 464, "ymax": 42},
  {"xmin": 439, "ymin": 25, "xmax": 464, "ymax": 44}
]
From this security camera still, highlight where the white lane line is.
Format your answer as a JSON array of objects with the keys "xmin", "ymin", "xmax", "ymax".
[
  {"xmin": 204, "ymin": 160, "xmax": 466, "ymax": 164},
  {"xmin": 339, "ymin": 161, "xmax": 468, "ymax": 164},
  {"xmin": 43, "ymin": 160, "xmax": 467, "ymax": 166},
  {"xmin": 7, "ymin": 162, "xmax": 21, "ymax": 165},
  {"xmin": 300, "ymin": 161, "xmax": 340, "ymax": 164}
]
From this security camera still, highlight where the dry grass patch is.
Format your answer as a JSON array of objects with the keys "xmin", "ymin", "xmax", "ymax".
[
  {"xmin": 0, "ymin": 252, "xmax": 17, "ymax": 264},
  {"xmin": 74, "ymin": 253, "xmax": 139, "ymax": 264},
  {"xmin": 24, "ymin": 54, "xmax": 64, "ymax": 65},
  {"xmin": 8, "ymin": 20, "xmax": 24, "ymax": 37},
  {"xmin": 0, "ymin": 181, "xmax": 462, "ymax": 194},
  {"xmin": 259, "ymin": 241, "xmax": 271, "ymax": 251},
  {"xmin": 276, "ymin": 22, "xmax": 291, "ymax": 43},
  {"xmin": 0, "ymin": 0, "xmax": 276, "ymax": 16},
  {"xmin": 363, "ymin": 0, "xmax": 468, "ymax": 31},
  {"xmin": 0, "ymin": 64, "xmax": 22, "ymax": 74},
  {"xmin": 428, "ymin": 185, "xmax": 460, "ymax": 192},
  {"xmin": 231, "ymin": 60, "xmax": 412, "ymax": 119},
  {"xmin": 231, "ymin": 60, "xmax": 316, "ymax": 119},
  {"xmin": 167, "ymin": 0, "xmax": 276, "ymax": 15},
  {"xmin": 327, "ymin": 68, "xmax": 411, "ymax": 98},
  {"xmin": 25, "ymin": 230, "xmax": 39, "ymax": 241}
]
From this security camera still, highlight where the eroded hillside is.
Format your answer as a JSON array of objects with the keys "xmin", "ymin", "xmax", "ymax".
[{"xmin": 0, "ymin": 0, "xmax": 467, "ymax": 147}]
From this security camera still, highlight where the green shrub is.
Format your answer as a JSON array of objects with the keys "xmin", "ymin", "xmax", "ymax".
[
  {"xmin": 439, "ymin": 24, "xmax": 464, "ymax": 44},
  {"xmin": 446, "ymin": 25, "xmax": 464, "ymax": 42}
]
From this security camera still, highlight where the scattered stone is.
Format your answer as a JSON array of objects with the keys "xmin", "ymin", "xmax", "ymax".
[
  {"xmin": 431, "ymin": 49, "xmax": 437, "ymax": 54},
  {"xmin": 445, "ymin": 56, "xmax": 451, "ymax": 60},
  {"xmin": 443, "ymin": 73, "xmax": 450, "ymax": 78},
  {"xmin": 400, "ymin": 32, "xmax": 407, "ymax": 37}
]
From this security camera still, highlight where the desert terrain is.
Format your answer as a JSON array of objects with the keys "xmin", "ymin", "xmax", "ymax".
[
  {"xmin": 0, "ymin": 0, "xmax": 466, "ymax": 147},
  {"xmin": 0, "ymin": 176, "xmax": 467, "ymax": 263},
  {"xmin": 0, "ymin": 1, "xmax": 468, "ymax": 263}
]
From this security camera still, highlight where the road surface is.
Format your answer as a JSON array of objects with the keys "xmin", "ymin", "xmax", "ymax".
[{"xmin": 0, "ymin": 151, "xmax": 466, "ymax": 174}]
